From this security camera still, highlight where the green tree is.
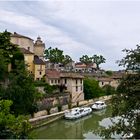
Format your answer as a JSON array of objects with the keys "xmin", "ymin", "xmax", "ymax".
[
  {"xmin": 0, "ymin": 51, "xmax": 8, "ymax": 81},
  {"xmin": 44, "ymin": 83, "xmax": 58, "ymax": 95},
  {"xmin": 0, "ymin": 30, "xmax": 39, "ymax": 116},
  {"xmin": 44, "ymin": 47, "xmax": 64, "ymax": 64},
  {"xmin": 79, "ymin": 55, "xmax": 92, "ymax": 71},
  {"xmin": 99, "ymin": 46, "xmax": 140, "ymax": 138},
  {"xmin": 3, "ymin": 70, "xmax": 38, "ymax": 115},
  {"xmin": 102, "ymin": 85, "xmax": 116, "ymax": 95},
  {"xmin": 62, "ymin": 55, "xmax": 72, "ymax": 68},
  {"xmin": 84, "ymin": 78, "xmax": 104, "ymax": 99},
  {"xmin": 0, "ymin": 100, "xmax": 31, "ymax": 139},
  {"xmin": 105, "ymin": 70, "xmax": 113, "ymax": 76},
  {"xmin": 92, "ymin": 55, "xmax": 106, "ymax": 70}
]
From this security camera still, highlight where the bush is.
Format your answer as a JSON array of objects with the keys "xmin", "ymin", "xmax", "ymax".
[{"xmin": 84, "ymin": 78, "xmax": 105, "ymax": 99}]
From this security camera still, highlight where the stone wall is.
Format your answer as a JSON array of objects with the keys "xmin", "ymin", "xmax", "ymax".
[{"xmin": 30, "ymin": 95, "xmax": 112, "ymax": 128}]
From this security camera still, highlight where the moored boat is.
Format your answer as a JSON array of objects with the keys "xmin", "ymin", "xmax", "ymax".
[
  {"xmin": 92, "ymin": 101, "xmax": 107, "ymax": 110},
  {"xmin": 64, "ymin": 107, "xmax": 92, "ymax": 120}
]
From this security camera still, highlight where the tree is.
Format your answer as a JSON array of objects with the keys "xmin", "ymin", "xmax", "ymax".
[
  {"xmin": 0, "ymin": 100, "xmax": 31, "ymax": 139},
  {"xmin": 61, "ymin": 55, "xmax": 72, "ymax": 68},
  {"xmin": 92, "ymin": 55, "xmax": 106, "ymax": 70},
  {"xmin": 79, "ymin": 55, "xmax": 92, "ymax": 71},
  {"xmin": 44, "ymin": 47, "xmax": 64, "ymax": 64},
  {"xmin": 84, "ymin": 78, "xmax": 104, "ymax": 99},
  {"xmin": 3, "ymin": 70, "xmax": 38, "ymax": 116},
  {"xmin": 99, "ymin": 46, "xmax": 140, "ymax": 138},
  {"xmin": 105, "ymin": 70, "xmax": 113, "ymax": 76},
  {"xmin": 102, "ymin": 85, "xmax": 116, "ymax": 95},
  {"xmin": 0, "ymin": 30, "xmax": 39, "ymax": 116},
  {"xmin": 0, "ymin": 51, "xmax": 8, "ymax": 81}
]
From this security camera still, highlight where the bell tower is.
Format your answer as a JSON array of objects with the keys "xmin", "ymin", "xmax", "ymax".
[{"xmin": 34, "ymin": 36, "xmax": 45, "ymax": 59}]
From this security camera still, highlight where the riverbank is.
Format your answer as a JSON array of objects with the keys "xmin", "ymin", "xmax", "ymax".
[{"xmin": 29, "ymin": 95, "xmax": 112, "ymax": 128}]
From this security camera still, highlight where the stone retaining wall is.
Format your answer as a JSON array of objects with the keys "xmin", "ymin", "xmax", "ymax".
[{"xmin": 30, "ymin": 95, "xmax": 112, "ymax": 128}]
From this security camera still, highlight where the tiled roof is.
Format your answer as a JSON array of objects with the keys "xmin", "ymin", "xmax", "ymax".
[
  {"xmin": 11, "ymin": 32, "xmax": 33, "ymax": 41},
  {"xmin": 33, "ymin": 55, "xmax": 45, "ymax": 65},
  {"xmin": 97, "ymin": 78, "xmax": 113, "ymax": 82},
  {"xmin": 46, "ymin": 69, "xmax": 60, "ymax": 79},
  {"xmin": 60, "ymin": 72, "xmax": 84, "ymax": 79},
  {"xmin": 46, "ymin": 70, "xmax": 84, "ymax": 79},
  {"xmin": 20, "ymin": 48, "xmax": 34, "ymax": 54}
]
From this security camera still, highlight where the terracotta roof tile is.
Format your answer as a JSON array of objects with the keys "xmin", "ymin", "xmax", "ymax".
[
  {"xmin": 97, "ymin": 78, "xmax": 113, "ymax": 82},
  {"xmin": 46, "ymin": 69, "xmax": 60, "ymax": 79},
  {"xmin": 60, "ymin": 72, "xmax": 84, "ymax": 79}
]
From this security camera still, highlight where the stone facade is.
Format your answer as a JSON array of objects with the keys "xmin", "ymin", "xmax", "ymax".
[
  {"xmin": 46, "ymin": 70, "xmax": 85, "ymax": 102},
  {"xmin": 34, "ymin": 36, "xmax": 45, "ymax": 59},
  {"xmin": 10, "ymin": 32, "xmax": 46, "ymax": 80},
  {"xmin": 11, "ymin": 32, "xmax": 34, "ymax": 53}
]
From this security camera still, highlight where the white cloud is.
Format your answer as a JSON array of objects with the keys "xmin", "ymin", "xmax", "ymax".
[{"xmin": 0, "ymin": 1, "xmax": 140, "ymax": 70}]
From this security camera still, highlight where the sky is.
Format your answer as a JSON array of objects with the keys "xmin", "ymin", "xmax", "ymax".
[{"xmin": 0, "ymin": 0, "xmax": 140, "ymax": 70}]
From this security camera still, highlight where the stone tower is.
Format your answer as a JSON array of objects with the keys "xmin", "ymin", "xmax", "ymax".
[{"xmin": 34, "ymin": 36, "xmax": 45, "ymax": 59}]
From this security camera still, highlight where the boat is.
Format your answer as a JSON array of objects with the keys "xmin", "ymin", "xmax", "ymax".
[
  {"xmin": 91, "ymin": 101, "xmax": 107, "ymax": 110},
  {"xmin": 122, "ymin": 132, "xmax": 133, "ymax": 139},
  {"xmin": 64, "ymin": 107, "xmax": 92, "ymax": 120}
]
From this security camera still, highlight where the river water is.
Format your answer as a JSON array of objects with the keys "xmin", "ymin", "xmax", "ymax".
[{"xmin": 32, "ymin": 105, "xmax": 121, "ymax": 139}]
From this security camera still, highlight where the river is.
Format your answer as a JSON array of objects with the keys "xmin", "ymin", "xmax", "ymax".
[{"xmin": 32, "ymin": 105, "xmax": 121, "ymax": 139}]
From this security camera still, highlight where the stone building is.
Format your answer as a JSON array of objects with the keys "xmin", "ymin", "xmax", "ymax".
[
  {"xmin": 46, "ymin": 69, "xmax": 84, "ymax": 102},
  {"xmin": 10, "ymin": 32, "xmax": 46, "ymax": 80}
]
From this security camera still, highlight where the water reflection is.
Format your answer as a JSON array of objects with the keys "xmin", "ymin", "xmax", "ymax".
[{"xmin": 33, "ymin": 105, "xmax": 117, "ymax": 139}]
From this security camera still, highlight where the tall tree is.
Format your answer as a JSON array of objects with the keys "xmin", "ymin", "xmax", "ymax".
[
  {"xmin": 99, "ymin": 46, "xmax": 140, "ymax": 138},
  {"xmin": 44, "ymin": 47, "xmax": 64, "ymax": 64},
  {"xmin": 92, "ymin": 55, "xmax": 106, "ymax": 70},
  {"xmin": 79, "ymin": 55, "xmax": 92, "ymax": 71},
  {"xmin": 62, "ymin": 55, "xmax": 72, "ymax": 68},
  {"xmin": 0, "ymin": 30, "xmax": 39, "ymax": 116}
]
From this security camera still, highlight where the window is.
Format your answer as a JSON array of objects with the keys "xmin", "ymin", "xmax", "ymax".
[
  {"xmin": 39, "ymin": 72, "xmax": 42, "ymax": 75},
  {"xmin": 51, "ymin": 80, "xmax": 53, "ymax": 84},
  {"xmin": 36, "ymin": 78, "xmax": 40, "ymax": 81},
  {"xmin": 55, "ymin": 80, "xmax": 57, "ymax": 83},
  {"xmin": 80, "ymin": 79, "xmax": 82, "ymax": 84},
  {"xmin": 65, "ymin": 79, "xmax": 67, "ymax": 84},
  {"xmin": 76, "ymin": 79, "xmax": 78, "ymax": 84},
  {"xmin": 76, "ymin": 86, "xmax": 78, "ymax": 92},
  {"xmin": 58, "ymin": 80, "xmax": 60, "ymax": 83},
  {"xmin": 81, "ymin": 86, "xmax": 83, "ymax": 91},
  {"xmin": 28, "ymin": 47, "xmax": 30, "ymax": 51}
]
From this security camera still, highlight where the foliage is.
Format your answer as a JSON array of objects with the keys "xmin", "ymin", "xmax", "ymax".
[
  {"xmin": 92, "ymin": 55, "xmax": 106, "ymax": 69},
  {"xmin": 44, "ymin": 47, "xmax": 72, "ymax": 68},
  {"xmin": 84, "ymin": 78, "xmax": 104, "ymax": 99},
  {"xmin": 105, "ymin": 70, "xmax": 113, "ymax": 76},
  {"xmin": 102, "ymin": 85, "xmax": 116, "ymax": 95},
  {"xmin": 2, "ymin": 71, "xmax": 38, "ymax": 116},
  {"xmin": 0, "ymin": 30, "xmax": 39, "ymax": 116},
  {"xmin": 99, "ymin": 46, "xmax": 140, "ymax": 138},
  {"xmin": 0, "ymin": 51, "xmax": 8, "ymax": 81},
  {"xmin": 44, "ymin": 47, "xmax": 64, "ymax": 64},
  {"xmin": 118, "ymin": 45, "xmax": 140, "ymax": 72},
  {"xmin": 44, "ymin": 83, "xmax": 58, "ymax": 94},
  {"xmin": 79, "ymin": 55, "xmax": 92, "ymax": 66},
  {"xmin": 62, "ymin": 55, "xmax": 72, "ymax": 67},
  {"xmin": 0, "ymin": 100, "xmax": 31, "ymax": 139}
]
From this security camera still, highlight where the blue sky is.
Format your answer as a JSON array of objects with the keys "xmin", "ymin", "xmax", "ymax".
[{"xmin": 0, "ymin": 0, "xmax": 140, "ymax": 70}]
